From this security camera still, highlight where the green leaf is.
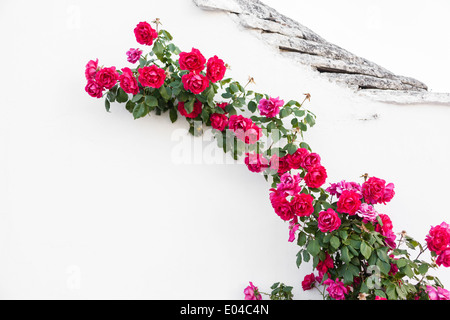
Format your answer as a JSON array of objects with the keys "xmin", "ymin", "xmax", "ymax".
[
  {"xmin": 330, "ymin": 236, "xmax": 340, "ymax": 249},
  {"xmin": 169, "ymin": 107, "xmax": 178, "ymax": 123},
  {"xmin": 125, "ymin": 100, "xmax": 135, "ymax": 113},
  {"xmin": 133, "ymin": 103, "xmax": 148, "ymax": 119},
  {"xmin": 386, "ymin": 284, "xmax": 398, "ymax": 300},
  {"xmin": 376, "ymin": 247, "xmax": 389, "ymax": 263},
  {"xmin": 307, "ymin": 239, "xmax": 320, "ymax": 256},
  {"xmin": 360, "ymin": 241, "xmax": 372, "ymax": 260},
  {"xmin": 105, "ymin": 99, "xmax": 111, "ymax": 112},
  {"xmin": 418, "ymin": 263, "xmax": 429, "ymax": 275},
  {"xmin": 302, "ymin": 250, "xmax": 311, "ymax": 263},
  {"xmin": 145, "ymin": 95, "xmax": 159, "ymax": 107},
  {"xmin": 152, "ymin": 41, "xmax": 164, "ymax": 59},
  {"xmin": 131, "ymin": 94, "xmax": 143, "ymax": 103},
  {"xmin": 185, "ymin": 98, "xmax": 195, "ymax": 114},
  {"xmin": 376, "ymin": 259, "xmax": 391, "ymax": 275},
  {"xmin": 296, "ymin": 250, "xmax": 302, "ymax": 268},
  {"xmin": 248, "ymin": 101, "xmax": 257, "ymax": 113},
  {"xmin": 161, "ymin": 29, "xmax": 173, "ymax": 40},
  {"xmin": 341, "ymin": 246, "xmax": 351, "ymax": 263},
  {"xmin": 159, "ymin": 86, "xmax": 171, "ymax": 101},
  {"xmin": 286, "ymin": 143, "xmax": 298, "ymax": 155},
  {"xmin": 293, "ymin": 109, "xmax": 305, "ymax": 117},
  {"xmin": 305, "ymin": 113, "xmax": 315, "ymax": 127},
  {"xmin": 271, "ymin": 282, "xmax": 280, "ymax": 290},
  {"xmin": 297, "ymin": 232, "xmax": 307, "ymax": 247},
  {"xmin": 116, "ymin": 88, "xmax": 129, "ymax": 103}
]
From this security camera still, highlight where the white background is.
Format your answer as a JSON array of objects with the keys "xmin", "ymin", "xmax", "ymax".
[{"xmin": 0, "ymin": 0, "xmax": 449, "ymax": 299}]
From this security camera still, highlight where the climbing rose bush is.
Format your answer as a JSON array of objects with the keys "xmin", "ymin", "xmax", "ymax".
[{"xmin": 84, "ymin": 19, "xmax": 448, "ymax": 300}]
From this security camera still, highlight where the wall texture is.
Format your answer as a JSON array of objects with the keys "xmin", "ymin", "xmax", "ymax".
[{"xmin": 0, "ymin": 0, "xmax": 449, "ymax": 299}]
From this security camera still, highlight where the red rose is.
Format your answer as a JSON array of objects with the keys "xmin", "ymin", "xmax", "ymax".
[
  {"xmin": 119, "ymin": 67, "xmax": 139, "ymax": 95},
  {"xmin": 85, "ymin": 59, "xmax": 99, "ymax": 81},
  {"xmin": 437, "ymin": 248, "xmax": 450, "ymax": 267},
  {"xmin": 426, "ymin": 222, "xmax": 450, "ymax": 254},
  {"xmin": 245, "ymin": 152, "xmax": 269, "ymax": 173},
  {"xmin": 216, "ymin": 102, "xmax": 229, "ymax": 112},
  {"xmin": 85, "ymin": 80, "xmax": 104, "ymax": 98},
  {"xmin": 228, "ymin": 115, "xmax": 252, "ymax": 132},
  {"xmin": 362, "ymin": 177, "xmax": 386, "ymax": 204},
  {"xmin": 235, "ymin": 123, "xmax": 262, "ymax": 145},
  {"xmin": 177, "ymin": 100, "xmax": 202, "ymax": 119},
  {"xmin": 269, "ymin": 154, "xmax": 290, "ymax": 175},
  {"xmin": 316, "ymin": 252, "xmax": 334, "ymax": 275},
  {"xmin": 375, "ymin": 213, "xmax": 394, "ymax": 236},
  {"xmin": 210, "ymin": 113, "xmax": 228, "ymax": 131},
  {"xmin": 302, "ymin": 273, "xmax": 316, "ymax": 291},
  {"xmin": 318, "ymin": 208, "xmax": 341, "ymax": 232},
  {"xmin": 304, "ymin": 165, "xmax": 327, "ymax": 188},
  {"xmin": 337, "ymin": 190, "xmax": 362, "ymax": 215},
  {"xmin": 273, "ymin": 196, "xmax": 295, "ymax": 221},
  {"xmin": 291, "ymin": 193, "xmax": 314, "ymax": 217},
  {"xmin": 302, "ymin": 152, "xmax": 321, "ymax": 171},
  {"xmin": 95, "ymin": 66, "xmax": 119, "ymax": 89},
  {"xmin": 134, "ymin": 21, "xmax": 158, "ymax": 46},
  {"xmin": 138, "ymin": 65, "xmax": 166, "ymax": 88},
  {"xmin": 181, "ymin": 72, "xmax": 209, "ymax": 94},
  {"xmin": 206, "ymin": 55, "xmax": 226, "ymax": 82},
  {"xmin": 287, "ymin": 148, "xmax": 309, "ymax": 170},
  {"xmin": 179, "ymin": 48, "xmax": 206, "ymax": 73}
]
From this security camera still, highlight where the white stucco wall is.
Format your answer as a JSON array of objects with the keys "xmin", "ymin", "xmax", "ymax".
[{"xmin": 0, "ymin": 0, "xmax": 449, "ymax": 299}]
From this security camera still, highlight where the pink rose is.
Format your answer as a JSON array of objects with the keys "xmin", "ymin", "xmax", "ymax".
[
  {"xmin": 362, "ymin": 177, "xmax": 386, "ymax": 204},
  {"xmin": 304, "ymin": 165, "xmax": 327, "ymax": 189},
  {"xmin": 302, "ymin": 273, "xmax": 316, "ymax": 291},
  {"xmin": 245, "ymin": 152, "xmax": 269, "ymax": 174},
  {"xmin": 85, "ymin": 59, "xmax": 99, "ymax": 81},
  {"xmin": 286, "ymin": 148, "xmax": 309, "ymax": 170},
  {"xmin": 178, "ymin": 100, "xmax": 202, "ymax": 119},
  {"xmin": 126, "ymin": 48, "xmax": 143, "ymax": 64},
  {"xmin": 318, "ymin": 208, "xmax": 341, "ymax": 232},
  {"xmin": 277, "ymin": 172, "xmax": 302, "ymax": 196},
  {"xmin": 181, "ymin": 72, "xmax": 209, "ymax": 94},
  {"xmin": 85, "ymin": 80, "xmax": 104, "ymax": 98},
  {"xmin": 426, "ymin": 222, "xmax": 450, "ymax": 254},
  {"xmin": 288, "ymin": 218, "xmax": 300, "ymax": 242},
  {"xmin": 291, "ymin": 193, "xmax": 314, "ymax": 217},
  {"xmin": 302, "ymin": 152, "xmax": 321, "ymax": 171},
  {"xmin": 119, "ymin": 67, "xmax": 139, "ymax": 95},
  {"xmin": 134, "ymin": 21, "xmax": 158, "ymax": 46},
  {"xmin": 138, "ymin": 65, "xmax": 166, "ymax": 88},
  {"xmin": 244, "ymin": 282, "xmax": 262, "ymax": 300},
  {"xmin": 337, "ymin": 190, "xmax": 362, "ymax": 215},
  {"xmin": 206, "ymin": 55, "xmax": 226, "ymax": 82},
  {"xmin": 324, "ymin": 278, "xmax": 348, "ymax": 300},
  {"xmin": 95, "ymin": 66, "xmax": 119, "ymax": 89},
  {"xmin": 427, "ymin": 285, "xmax": 450, "ymax": 300},
  {"xmin": 381, "ymin": 182, "xmax": 395, "ymax": 204},
  {"xmin": 375, "ymin": 296, "xmax": 387, "ymax": 300},
  {"xmin": 257, "ymin": 97, "xmax": 284, "ymax": 118},
  {"xmin": 437, "ymin": 248, "xmax": 450, "ymax": 267},
  {"xmin": 179, "ymin": 48, "xmax": 206, "ymax": 73},
  {"xmin": 326, "ymin": 180, "xmax": 362, "ymax": 198},
  {"xmin": 210, "ymin": 113, "xmax": 228, "ymax": 131},
  {"xmin": 356, "ymin": 203, "xmax": 378, "ymax": 223}
]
